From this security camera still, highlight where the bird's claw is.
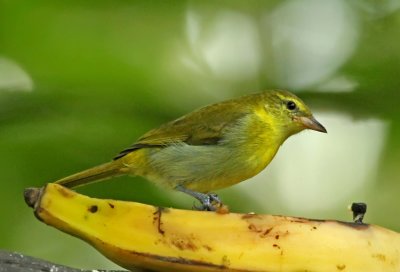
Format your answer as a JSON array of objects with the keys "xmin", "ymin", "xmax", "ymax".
[
  {"xmin": 193, "ymin": 193, "xmax": 222, "ymax": 211},
  {"xmin": 175, "ymin": 185, "xmax": 224, "ymax": 212}
]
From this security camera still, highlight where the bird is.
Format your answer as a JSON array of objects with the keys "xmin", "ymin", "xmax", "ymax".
[{"xmin": 54, "ymin": 90, "xmax": 326, "ymax": 210}]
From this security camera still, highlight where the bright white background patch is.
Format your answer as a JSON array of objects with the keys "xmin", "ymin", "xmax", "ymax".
[
  {"xmin": 264, "ymin": 0, "xmax": 359, "ymax": 89},
  {"xmin": 185, "ymin": 9, "xmax": 261, "ymax": 82}
]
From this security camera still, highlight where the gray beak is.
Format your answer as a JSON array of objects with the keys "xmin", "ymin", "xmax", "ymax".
[{"xmin": 297, "ymin": 116, "xmax": 327, "ymax": 133}]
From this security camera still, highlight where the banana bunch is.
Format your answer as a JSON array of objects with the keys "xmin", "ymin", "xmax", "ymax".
[{"xmin": 24, "ymin": 183, "xmax": 400, "ymax": 272}]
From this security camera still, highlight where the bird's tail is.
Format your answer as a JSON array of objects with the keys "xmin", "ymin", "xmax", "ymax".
[{"xmin": 54, "ymin": 161, "xmax": 127, "ymax": 189}]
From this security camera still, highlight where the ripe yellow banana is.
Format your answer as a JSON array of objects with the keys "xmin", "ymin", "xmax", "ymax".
[{"xmin": 24, "ymin": 183, "xmax": 400, "ymax": 272}]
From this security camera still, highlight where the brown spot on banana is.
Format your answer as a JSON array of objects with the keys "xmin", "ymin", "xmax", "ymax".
[
  {"xmin": 56, "ymin": 185, "xmax": 75, "ymax": 199},
  {"xmin": 171, "ymin": 236, "xmax": 198, "ymax": 251},
  {"xmin": 247, "ymin": 223, "xmax": 263, "ymax": 233},
  {"xmin": 336, "ymin": 264, "xmax": 346, "ymax": 270},
  {"xmin": 88, "ymin": 205, "xmax": 98, "ymax": 213},
  {"xmin": 241, "ymin": 213, "xmax": 262, "ymax": 220},
  {"xmin": 372, "ymin": 253, "xmax": 387, "ymax": 262},
  {"xmin": 203, "ymin": 245, "xmax": 213, "ymax": 251},
  {"xmin": 153, "ymin": 207, "xmax": 167, "ymax": 235},
  {"xmin": 260, "ymin": 227, "xmax": 273, "ymax": 238},
  {"xmin": 272, "ymin": 244, "xmax": 280, "ymax": 250}
]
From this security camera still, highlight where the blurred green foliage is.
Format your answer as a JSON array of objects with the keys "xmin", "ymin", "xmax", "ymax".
[{"xmin": 1, "ymin": 0, "xmax": 400, "ymax": 270}]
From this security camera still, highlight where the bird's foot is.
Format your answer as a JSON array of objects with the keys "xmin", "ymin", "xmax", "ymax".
[
  {"xmin": 175, "ymin": 185, "xmax": 226, "ymax": 212},
  {"xmin": 193, "ymin": 193, "xmax": 222, "ymax": 211}
]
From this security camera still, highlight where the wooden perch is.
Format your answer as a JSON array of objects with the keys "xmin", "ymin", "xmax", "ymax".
[{"xmin": 0, "ymin": 249, "xmax": 152, "ymax": 272}]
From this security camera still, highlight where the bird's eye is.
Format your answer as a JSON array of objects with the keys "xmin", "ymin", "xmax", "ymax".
[{"xmin": 286, "ymin": 101, "xmax": 297, "ymax": 110}]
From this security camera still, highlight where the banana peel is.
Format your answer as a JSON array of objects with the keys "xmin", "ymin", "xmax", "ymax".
[{"xmin": 24, "ymin": 183, "xmax": 400, "ymax": 272}]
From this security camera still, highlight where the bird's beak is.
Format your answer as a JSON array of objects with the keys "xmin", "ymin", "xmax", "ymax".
[{"xmin": 295, "ymin": 116, "xmax": 327, "ymax": 133}]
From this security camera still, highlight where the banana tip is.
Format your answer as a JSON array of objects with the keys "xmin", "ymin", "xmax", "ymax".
[{"xmin": 24, "ymin": 187, "xmax": 41, "ymax": 208}]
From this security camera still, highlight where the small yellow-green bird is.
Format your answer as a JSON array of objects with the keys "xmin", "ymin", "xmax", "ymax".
[{"xmin": 55, "ymin": 90, "xmax": 326, "ymax": 210}]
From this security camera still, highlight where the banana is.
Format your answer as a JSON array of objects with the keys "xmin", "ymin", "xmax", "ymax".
[{"xmin": 24, "ymin": 183, "xmax": 400, "ymax": 272}]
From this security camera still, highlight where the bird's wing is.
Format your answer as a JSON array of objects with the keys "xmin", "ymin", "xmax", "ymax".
[{"xmin": 113, "ymin": 99, "xmax": 251, "ymax": 160}]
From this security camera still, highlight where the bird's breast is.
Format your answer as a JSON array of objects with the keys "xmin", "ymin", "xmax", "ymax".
[{"xmin": 226, "ymin": 114, "xmax": 281, "ymax": 172}]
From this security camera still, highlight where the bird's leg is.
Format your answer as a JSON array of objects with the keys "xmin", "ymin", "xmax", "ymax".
[{"xmin": 175, "ymin": 185, "xmax": 222, "ymax": 211}]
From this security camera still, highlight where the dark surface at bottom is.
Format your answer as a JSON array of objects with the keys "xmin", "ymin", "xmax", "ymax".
[{"xmin": 0, "ymin": 250, "xmax": 150, "ymax": 272}]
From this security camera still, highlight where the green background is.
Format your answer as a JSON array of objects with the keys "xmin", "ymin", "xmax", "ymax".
[{"xmin": 1, "ymin": 0, "xmax": 400, "ymax": 270}]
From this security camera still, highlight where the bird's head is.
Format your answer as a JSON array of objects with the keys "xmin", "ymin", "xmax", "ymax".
[{"xmin": 264, "ymin": 90, "xmax": 327, "ymax": 137}]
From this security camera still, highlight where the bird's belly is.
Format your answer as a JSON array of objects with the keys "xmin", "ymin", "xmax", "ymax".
[
  {"xmin": 131, "ymin": 142, "xmax": 279, "ymax": 193},
  {"xmin": 193, "ymin": 145, "xmax": 279, "ymax": 191}
]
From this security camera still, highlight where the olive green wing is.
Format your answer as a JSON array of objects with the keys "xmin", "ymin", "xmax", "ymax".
[{"xmin": 113, "ymin": 99, "xmax": 251, "ymax": 160}]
